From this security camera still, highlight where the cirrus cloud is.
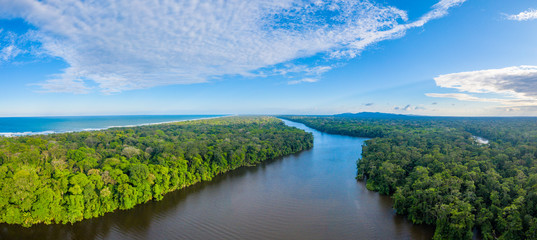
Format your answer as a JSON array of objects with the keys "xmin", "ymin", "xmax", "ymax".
[
  {"xmin": 0, "ymin": 29, "xmax": 26, "ymax": 62},
  {"xmin": 0, "ymin": 0, "xmax": 465, "ymax": 93}
]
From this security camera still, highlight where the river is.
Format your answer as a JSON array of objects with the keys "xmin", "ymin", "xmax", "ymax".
[{"xmin": 0, "ymin": 119, "xmax": 434, "ymax": 239}]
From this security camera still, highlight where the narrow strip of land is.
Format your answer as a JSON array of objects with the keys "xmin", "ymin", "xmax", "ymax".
[{"xmin": 0, "ymin": 116, "xmax": 313, "ymax": 226}]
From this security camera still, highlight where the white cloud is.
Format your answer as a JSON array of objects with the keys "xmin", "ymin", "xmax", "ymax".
[
  {"xmin": 505, "ymin": 107, "xmax": 520, "ymax": 112},
  {"xmin": 269, "ymin": 64, "xmax": 334, "ymax": 77},
  {"xmin": 507, "ymin": 9, "xmax": 537, "ymax": 21},
  {"xmin": 288, "ymin": 77, "xmax": 318, "ymax": 85},
  {"xmin": 426, "ymin": 93, "xmax": 483, "ymax": 101},
  {"xmin": 404, "ymin": 0, "xmax": 465, "ymax": 28},
  {"xmin": 0, "ymin": 44, "xmax": 21, "ymax": 61},
  {"xmin": 0, "ymin": 29, "xmax": 25, "ymax": 62},
  {"xmin": 427, "ymin": 66, "xmax": 537, "ymax": 106},
  {"xmin": 0, "ymin": 0, "xmax": 465, "ymax": 93},
  {"xmin": 394, "ymin": 104, "xmax": 425, "ymax": 111}
]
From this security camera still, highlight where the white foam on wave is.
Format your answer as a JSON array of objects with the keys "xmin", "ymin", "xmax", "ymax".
[
  {"xmin": 81, "ymin": 128, "xmax": 107, "ymax": 132},
  {"xmin": 0, "ymin": 115, "xmax": 227, "ymax": 138},
  {"xmin": 0, "ymin": 130, "xmax": 56, "ymax": 137},
  {"xmin": 105, "ymin": 116, "xmax": 226, "ymax": 129}
]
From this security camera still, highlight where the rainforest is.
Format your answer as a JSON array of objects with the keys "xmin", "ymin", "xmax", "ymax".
[
  {"xmin": 282, "ymin": 114, "xmax": 537, "ymax": 240},
  {"xmin": 0, "ymin": 117, "xmax": 313, "ymax": 227}
]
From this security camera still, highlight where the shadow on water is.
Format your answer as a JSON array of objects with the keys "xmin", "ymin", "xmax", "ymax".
[{"xmin": 0, "ymin": 120, "xmax": 435, "ymax": 240}]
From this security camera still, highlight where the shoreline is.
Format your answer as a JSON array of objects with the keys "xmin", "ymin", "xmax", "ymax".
[{"xmin": 0, "ymin": 115, "xmax": 230, "ymax": 137}]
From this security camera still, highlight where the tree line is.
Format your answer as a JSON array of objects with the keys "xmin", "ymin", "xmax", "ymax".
[
  {"xmin": 282, "ymin": 115, "xmax": 537, "ymax": 240},
  {"xmin": 0, "ymin": 116, "xmax": 313, "ymax": 227}
]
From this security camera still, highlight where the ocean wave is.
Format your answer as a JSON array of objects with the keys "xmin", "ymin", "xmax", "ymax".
[
  {"xmin": 0, "ymin": 131, "xmax": 57, "ymax": 137},
  {"xmin": 0, "ymin": 116, "xmax": 227, "ymax": 137},
  {"xmin": 105, "ymin": 116, "xmax": 226, "ymax": 129},
  {"xmin": 81, "ymin": 128, "xmax": 107, "ymax": 132}
]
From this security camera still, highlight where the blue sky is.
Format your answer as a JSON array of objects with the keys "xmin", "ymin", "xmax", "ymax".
[{"xmin": 0, "ymin": 0, "xmax": 536, "ymax": 117}]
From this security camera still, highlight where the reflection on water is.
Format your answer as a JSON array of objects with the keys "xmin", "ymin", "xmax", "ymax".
[{"xmin": 0, "ymin": 119, "xmax": 434, "ymax": 240}]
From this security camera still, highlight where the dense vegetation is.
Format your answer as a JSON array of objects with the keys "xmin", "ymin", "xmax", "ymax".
[
  {"xmin": 282, "ymin": 115, "xmax": 537, "ymax": 240},
  {"xmin": 0, "ymin": 116, "xmax": 313, "ymax": 227}
]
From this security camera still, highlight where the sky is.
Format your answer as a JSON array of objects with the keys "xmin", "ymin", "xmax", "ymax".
[{"xmin": 0, "ymin": 0, "xmax": 536, "ymax": 117}]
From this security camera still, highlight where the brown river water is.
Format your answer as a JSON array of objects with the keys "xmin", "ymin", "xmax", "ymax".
[{"xmin": 0, "ymin": 119, "xmax": 434, "ymax": 239}]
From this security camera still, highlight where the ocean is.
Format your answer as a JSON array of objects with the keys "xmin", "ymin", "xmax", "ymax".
[{"xmin": 0, "ymin": 115, "xmax": 223, "ymax": 136}]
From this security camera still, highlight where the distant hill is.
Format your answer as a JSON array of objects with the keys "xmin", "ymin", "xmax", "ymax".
[
  {"xmin": 333, "ymin": 112, "xmax": 537, "ymax": 120},
  {"xmin": 334, "ymin": 112, "xmax": 424, "ymax": 119},
  {"xmin": 282, "ymin": 112, "xmax": 537, "ymax": 120}
]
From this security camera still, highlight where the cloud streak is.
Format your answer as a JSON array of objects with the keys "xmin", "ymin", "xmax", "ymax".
[
  {"xmin": 427, "ymin": 66, "xmax": 537, "ymax": 107},
  {"xmin": 287, "ymin": 78, "xmax": 318, "ymax": 85},
  {"xmin": 507, "ymin": 9, "xmax": 537, "ymax": 21},
  {"xmin": 0, "ymin": 0, "xmax": 465, "ymax": 93},
  {"xmin": 394, "ymin": 104, "xmax": 425, "ymax": 111}
]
